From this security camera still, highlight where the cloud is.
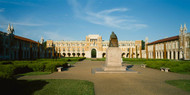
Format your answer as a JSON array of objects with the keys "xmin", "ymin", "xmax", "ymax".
[
  {"xmin": 12, "ymin": 22, "xmax": 45, "ymax": 26},
  {"xmin": 44, "ymin": 32, "xmax": 75, "ymax": 41},
  {"xmin": 0, "ymin": 8, "xmax": 4, "ymax": 12},
  {"xmin": 68, "ymin": 0, "xmax": 147, "ymax": 30}
]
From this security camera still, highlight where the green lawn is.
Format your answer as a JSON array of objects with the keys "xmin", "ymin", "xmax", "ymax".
[
  {"xmin": 123, "ymin": 61, "xmax": 144, "ymax": 65},
  {"xmin": 18, "ymin": 72, "xmax": 51, "ymax": 76},
  {"xmin": 166, "ymin": 80, "xmax": 190, "ymax": 92},
  {"xmin": 0, "ymin": 79, "xmax": 94, "ymax": 95}
]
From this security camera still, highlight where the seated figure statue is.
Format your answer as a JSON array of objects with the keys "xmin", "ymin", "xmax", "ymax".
[{"xmin": 109, "ymin": 32, "xmax": 119, "ymax": 47}]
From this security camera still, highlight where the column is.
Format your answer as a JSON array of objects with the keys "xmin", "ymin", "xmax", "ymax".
[
  {"xmin": 167, "ymin": 51, "xmax": 170, "ymax": 59},
  {"xmin": 171, "ymin": 51, "xmax": 174, "ymax": 59},
  {"xmin": 164, "ymin": 43, "xmax": 166, "ymax": 59},
  {"xmin": 176, "ymin": 51, "xmax": 178, "ymax": 60},
  {"xmin": 146, "ymin": 44, "xmax": 148, "ymax": 59}
]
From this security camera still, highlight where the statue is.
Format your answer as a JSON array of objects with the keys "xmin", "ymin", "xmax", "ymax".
[{"xmin": 109, "ymin": 32, "xmax": 119, "ymax": 47}]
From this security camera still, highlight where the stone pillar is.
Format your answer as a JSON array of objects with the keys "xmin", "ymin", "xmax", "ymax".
[
  {"xmin": 140, "ymin": 45, "xmax": 142, "ymax": 58},
  {"xmin": 146, "ymin": 44, "xmax": 148, "ymax": 59},
  {"xmin": 164, "ymin": 43, "xmax": 167, "ymax": 59},
  {"xmin": 161, "ymin": 51, "xmax": 163, "ymax": 59},
  {"xmin": 171, "ymin": 51, "xmax": 174, "ymax": 59},
  {"xmin": 132, "ymin": 48, "xmax": 133, "ymax": 58},
  {"xmin": 176, "ymin": 51, "xmax": 178, "ymax": 60},
  {"xmin": 167, "ymin": 51, "xmax": 170, "ymax": 59},
  {"xmin": 129, "ymin": 48, "xmax": 131, "ymax": 58},
  {"xmin": 153, "ymin": 45, "xmax": 155, "ymax": 59}
]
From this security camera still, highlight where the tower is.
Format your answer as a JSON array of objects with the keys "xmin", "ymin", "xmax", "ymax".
[
  {"xmin": 40, "ymin": 37, "xmax": 44, "ymax": 44},
  {"xmin": 7, "ymin": 24, "xmax": 14, "ymax": 34},
  {"xmin": 145, "ymin": 37, "xmax": 148, "ymax": 44},
  {"xmin": 179, "ymin": 24, "xmax": 188, "ymax": 60}
]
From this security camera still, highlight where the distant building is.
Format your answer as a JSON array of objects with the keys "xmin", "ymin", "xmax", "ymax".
[
  {"xmin": 143, "ymin": 24, "xmax": 190, "ymax": 60},
  {"xmin": 0, "ymin": 24, "xmax": 52, "ymax": 60},
  {"xmin": 46, "ymin": 34, "xmax": 144, "ymax": 58}
]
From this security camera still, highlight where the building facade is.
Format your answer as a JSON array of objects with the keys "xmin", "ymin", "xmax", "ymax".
[
  {"xmin": 144, "ymin": 24, "xmax": 190, "ymax": 60},
  {"xmin": 0, "ymin": 24, "xmax": 53, "ymax": 60},
  {"xmin": 1, "ymin": 24, "xmax": 189, "ymax": 60},
  {"xmin": 47, "ymin": 34, "xmax": 144, "ymax": 58}
]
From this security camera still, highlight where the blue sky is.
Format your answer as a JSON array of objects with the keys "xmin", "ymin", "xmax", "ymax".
[{"xmin": 0, "ymin": 0, "xmax": 190, "ymax": 42}]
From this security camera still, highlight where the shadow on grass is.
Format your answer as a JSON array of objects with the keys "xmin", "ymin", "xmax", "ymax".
[{"xmin": 0, "ymin": 79, "xmax": 48, "ymax": 95}]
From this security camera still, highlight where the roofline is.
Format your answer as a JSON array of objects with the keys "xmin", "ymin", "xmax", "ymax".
[{"xmin": 147, "ymin": 35, "xmax": 179, "ymax": 45}]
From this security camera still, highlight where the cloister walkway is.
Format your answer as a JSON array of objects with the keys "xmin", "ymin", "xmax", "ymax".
[{"xmin": 19, "ymin": 60, "xmax": 190, "ymax": 95}]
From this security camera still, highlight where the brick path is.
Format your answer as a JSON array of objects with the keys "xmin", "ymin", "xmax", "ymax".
[{"xmin": 18, "ymin": 60, "xmax": 190, "ymax": 95}]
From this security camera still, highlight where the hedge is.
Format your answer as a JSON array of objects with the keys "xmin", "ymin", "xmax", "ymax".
[
  {"xmin": 122, "ymin": 58, "xmax": 169, "ymax": 62},
  {"xmin": 144, "ymin": 61, "xmax": 190, "ymax": 73},
  {"xmin": 0, "ymin": 57, "xmax": 86, "ymax": 79}
]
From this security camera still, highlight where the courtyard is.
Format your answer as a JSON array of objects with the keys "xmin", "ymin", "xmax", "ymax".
[{"xmin": 18, "ymin": 60, "xmax": 190, "ymax": 95}]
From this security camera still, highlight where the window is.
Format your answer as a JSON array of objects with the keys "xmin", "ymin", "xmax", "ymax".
[
  {"xmin": 173, "ymin": 43, "xmax": 176, "ymax": 49},
  {"xmin": 73, "ymin": 48, "xmax": 75, "ymax": 52}
]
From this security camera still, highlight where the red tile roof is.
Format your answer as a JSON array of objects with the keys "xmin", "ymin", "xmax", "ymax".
[
  {"xmin": 1, "ymin": 31, "xmax": 40, "ymax": 44},
  {"xmin": 14, "ymin": 35, "xmax": 39, "ymax": 44},
  {"xmin": 147, "ymin": 35, "xmax": 179, "ymax": 45}
]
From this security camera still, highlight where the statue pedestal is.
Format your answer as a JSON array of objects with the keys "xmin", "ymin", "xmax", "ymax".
[
  {"xmin": 103, "ymin": 47, "xmax": 126, "ymax": 71},
  {"xmin": 91, "ymin": 32, "xmax": 138, "ymax": 74}
]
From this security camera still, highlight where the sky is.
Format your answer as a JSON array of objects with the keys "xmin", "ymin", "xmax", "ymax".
[{"xmin": 0, "ymin": 0, "xmax": 190, "ymax": 42}]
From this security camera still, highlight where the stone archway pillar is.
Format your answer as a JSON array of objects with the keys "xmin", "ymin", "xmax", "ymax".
[
  {"xmin": 176, "ymin": 51, "xmax": 178, "ymax": 60},
  {"xmin": 171, "ymin": 51, "xmax": 173, "ymax": 59}
]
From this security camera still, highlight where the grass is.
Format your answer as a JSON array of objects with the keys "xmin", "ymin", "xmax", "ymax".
[
  {"xmin": 166, "ymin": 80, "xmax": 190, "ymax": 92},
  {"xmin": 124, "ymin": 61, "xmax": 144, "ymax": 65},
  {"xmin": 0, "ymin": 79, "xmax": 94, "ymax": 95},
  {"xmin": 18, "ymin": 72, "xmax": 51, "ymax": 76},
  {"xmin": 87, "ymin": 58, "xmax": 106, "ymax": 61}
]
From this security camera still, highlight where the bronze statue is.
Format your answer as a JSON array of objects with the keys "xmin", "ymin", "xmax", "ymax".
[{"xmin": 109, "ymin": 32, "xmax": 119, "ymax": 47}]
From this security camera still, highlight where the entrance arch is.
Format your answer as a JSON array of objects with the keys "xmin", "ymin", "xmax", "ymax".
[{"xmin": 91, "ymin": 49, "xmax": 96, "ymax": 58}]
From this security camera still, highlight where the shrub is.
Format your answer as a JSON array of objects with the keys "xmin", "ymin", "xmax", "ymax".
[
  {"xmin": 0, "ymin": 65, "xmax": 15, "ymax": 79},
  {"xmin": 145, "ymin": 61, "xmax": 190, "ymax": 73},
  {"xmin": 0, "ymin": 72, "xmax": 13, "ymax": 79},
  {"xmin": 13, "ymin": 64, "xmax": 32, "ymax": 75},
  {"xmin": 45, "ymin": 63, "xmax": 57, "ymax": 72},
  {"xmin": 28, "ymin": 63, "xmax": 46, "ymax": 72}
]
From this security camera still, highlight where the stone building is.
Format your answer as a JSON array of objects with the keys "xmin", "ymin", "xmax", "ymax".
[
  {"xmin": 0, "ymin": 24, "xmax": 52, "ymax": 60},
  {"xmin": 144, "ymin": 24, "xmax": 190, "ymax": 60},
  {"xmin": 46, "ymin": 34, "xmax": 144, "ymax": 58}
]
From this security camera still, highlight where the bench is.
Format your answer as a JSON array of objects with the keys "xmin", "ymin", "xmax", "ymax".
[
  {"xmin": 160, "ymin": 67, "xmax": 170, "ymax": 72},
  {"xmin": 141, "ymin": 64, "xmax": 146, "ymax": 68},
  {"xmin": 67, "ymin": 63, "xmax": 71, "ymax": 67},
  {"xmin": 57, "ymin": 67, "xmax": 63, "ymax": 72}
]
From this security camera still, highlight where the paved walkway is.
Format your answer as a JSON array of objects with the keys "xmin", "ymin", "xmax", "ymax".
[{"xmin": 19, "ymin": 60, "xmax": 190, "ymax": 95}]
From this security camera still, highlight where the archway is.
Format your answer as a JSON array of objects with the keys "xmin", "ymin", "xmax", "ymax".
[
  {"xmin": 102, "ymin": 53, "xmax": 106, "ymax": 58},
  {"xmin": 122, "ymin": 53, "xmax": 125, "ymax": 58},
  {"xmin": 126, "ymin": 53, "xmax": 129, "ymax": 58},
  {"xmin": 173, "ymin": 51, "xmax": 175, "ymax": 59},
  {"xmin": 77, "ymin": 53, "xmax": 80, "ymax": 57},
  {"xmin": 63, "ymin": 53, "xmax": 66, "ymax": 57},
  {"xmin": 82, "ymin": 53, "xmax": 85, "ymax": 57},
  {"xmin": 91, "ymin": 49, "xmax": 96, "ymax": 58},
  {"xmin": 67, "ymin": 53, "xmax": 71, "ymax": 57},
  {"xmin": 72, "ymin": 53, "xmax": 75, "ymax": 57}
]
